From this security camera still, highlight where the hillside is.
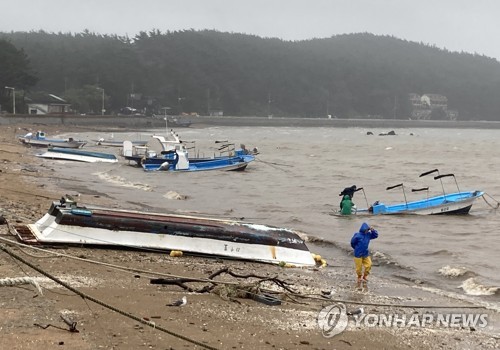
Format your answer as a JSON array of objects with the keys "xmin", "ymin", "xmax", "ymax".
[{"xmin": 1, "ymin": 30, "xmax": 500, "ymax": 120}]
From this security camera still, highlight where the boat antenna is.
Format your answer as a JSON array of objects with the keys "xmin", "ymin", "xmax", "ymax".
[
  {"xmin": 420, "ymin": 169, "xmax": 445, "ymax": 196},
  {"xmin": 386, "ymin": 183, "xmax": 408, "ymax": 209}
]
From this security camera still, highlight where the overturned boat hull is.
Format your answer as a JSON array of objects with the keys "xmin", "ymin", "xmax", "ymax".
[
  {"xmin": 36, "ymin": 148, "xmax": 118, "ymax": 163},
  {"xmin": 14, "ymin": 199, "xmax": 315, "ymax": 266}
]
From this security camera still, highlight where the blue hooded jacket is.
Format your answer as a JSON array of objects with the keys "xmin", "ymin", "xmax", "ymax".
[{"xmin": 350, "ymin": 222, "xmax": 378, "ymax": 258}]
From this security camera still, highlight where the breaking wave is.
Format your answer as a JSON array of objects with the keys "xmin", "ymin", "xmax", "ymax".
[
  {"xmin": 459, "ymin": 278, "xmax": 500, "ymax": 296},
  {"xmin": 93, "ymin": 172, "xmax": 152, "ymax": 191},
  {"xmin": 423, "ymin": 249, "xmax": 455, "ymax": 257},
  {"xmin": 163, "ymin": 191, "xmax": 187, "ymax": 200},
  {"xmin": 438, "ymin": 265, "xmax": 476, "ymax": 278}
]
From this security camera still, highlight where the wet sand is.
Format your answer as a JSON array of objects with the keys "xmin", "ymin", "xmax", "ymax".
[{"xmin": 0, "ymin": 124, "xmax": 499, "ymax": 349}]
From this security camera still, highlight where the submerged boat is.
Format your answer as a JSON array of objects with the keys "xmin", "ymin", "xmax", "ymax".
[
  {"xmin": 13, "ymin": 197, "xmax": 316, "ymax": 267},
  {"xmin": 36, "ymin": 147, "xmax": 118, "ymax": 163},
  {"xmin": 358, "ymin": 190, "xmax": 484, "ymax": 215},
  {"xmin": 357, "ymin": 171, "xmax": 484, "ymax": 215},
  {"xmin": 19, "ymin": 131, "xmax": 86, "ymax": 148}
]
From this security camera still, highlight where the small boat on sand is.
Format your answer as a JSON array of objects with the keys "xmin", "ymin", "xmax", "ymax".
[
  {"xmin": 36, "ymin": 147, "xmax": 118, "ymax": 163},
  {"xmin": 19, "ymin": 131, "xmax": 86, "ymax": 148},
  {"xmin": 13, "ymin": 197, "xmax": 316, "ymax": 267}
]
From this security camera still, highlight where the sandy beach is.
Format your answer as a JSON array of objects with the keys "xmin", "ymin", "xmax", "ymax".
[{"xmin": 0, "ymin": 124, "xmax": 499, "ymax": 350}]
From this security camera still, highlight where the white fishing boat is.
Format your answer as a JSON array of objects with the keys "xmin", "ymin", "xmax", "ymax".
[
  {"xmin": 13, "ymin": 197, "xmax": 316, "ymax": 267},
  {"xmin": 18, "ymin": 131, "xmax": 86, "ymax": 148},
  {"xmin": 36, "ymin": 147, "xmax": 118, "ymax": 163}
]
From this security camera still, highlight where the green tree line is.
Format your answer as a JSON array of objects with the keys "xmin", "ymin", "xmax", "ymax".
[{"xmin": 1, "ymin": 30, "xmax": 500, "ymax": 120}]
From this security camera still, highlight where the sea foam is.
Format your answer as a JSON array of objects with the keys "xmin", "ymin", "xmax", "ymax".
[
  {"xmin": 93, "ymin": 172, "xmax": 152, "ymax": 191},
  {"xmin": 438, "ymin": 265, "xmax": 472, "ymax": 278},
  {"xmin": 459, "ymin": 278, "xmax": 499, "ymax": 296}
]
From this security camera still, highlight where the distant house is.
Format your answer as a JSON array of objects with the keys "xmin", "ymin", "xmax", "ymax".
[
  {"xmin": 409, "ymin": 93, "xmax": 457, "ymax": 120},
  {"xmin": 26, "ymin": 94, "xmax": 71, "ymax": 115},
  {"xmin": 209, "ymin": 109, "xmax": 224, "ymax": 117}
]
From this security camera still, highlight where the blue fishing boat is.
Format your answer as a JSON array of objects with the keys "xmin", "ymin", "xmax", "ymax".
[
  {"xmin": 357, "ymin": 170, "xmax": 484, "ymax": 215},
  {"xmin": 122, "ymin": 130, "xmax": 256, "ymax": 171},
  {"xmin": 36, "ymin": 147, "xmax": 118, "ymax": 163},
  {"xmin": 142, "ymin": 150, "xmax": 254, "ymax": 172}
]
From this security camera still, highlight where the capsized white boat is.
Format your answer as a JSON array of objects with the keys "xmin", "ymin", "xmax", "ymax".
[
  {"xmin": 36, "ymin": 147, "xmax": 118, "ymax": 163},
  {"xmin": 13, "ymin": 197, "xmax": 316, "ymax": 267}
]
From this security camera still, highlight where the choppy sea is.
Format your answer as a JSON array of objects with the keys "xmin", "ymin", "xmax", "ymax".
[{"xmin": 38, "ymin": 126, "xmax": 500, "ymax": 310}]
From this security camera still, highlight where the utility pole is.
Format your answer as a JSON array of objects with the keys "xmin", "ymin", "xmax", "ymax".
[
  {"xmin": 95, "ymin": 87, "xmax": 105, "ymax": 115},
  {"xmin": 393, "ymin": 95, "xmax": 398, "ymax": 119},
  {"xmin": 267, "ymin": 93, "xmax": 272, "ymax": 117},
  {"xmin": 206, "ymin": 88, "xmax": 211, "ymax": 116},
  {"xmin": 5, "ymin": 86, "xmax": 15, "ymax": 114}
]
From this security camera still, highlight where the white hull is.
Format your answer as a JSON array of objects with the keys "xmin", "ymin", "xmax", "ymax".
[
  {"xmin": 27, "ymin": 212, "xmax": 315, "ymax": 266},
  {"xmin": 36, "ymin": 152, "xmax": 118, "ymax": 163}
]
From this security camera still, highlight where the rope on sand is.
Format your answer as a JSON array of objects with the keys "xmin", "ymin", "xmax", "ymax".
[
  {"xmin": 0, "ymin": 276, "xmax": 43, "ymax": 295},
  {"xmin": 0, "ymin": 243, "xmax": 219, "ymax": 350}
]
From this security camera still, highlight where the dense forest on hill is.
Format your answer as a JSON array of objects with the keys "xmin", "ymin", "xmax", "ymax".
[{"xmin": 1, "ymin": 30, "xmax": 500, "ymax": 120}]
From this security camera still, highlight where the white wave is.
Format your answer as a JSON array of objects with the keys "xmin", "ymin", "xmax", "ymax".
[
  {"xmin": 415, "ymin": 285, "xmax": 500, "ymax": 312},
  {"xmin": 163, "ymin": 191, "xmax": 186, "ymax": 200},
  {"xmin": 459, "ymin": 278, "xmax": 499, "ymax": 296},
  {"xmin": 93, "ymin": 172, "xmax": 152, "ymax": 191},
  {"xmin": 438, "ymin": 265, "xmax": 470, "ymax": 278}
]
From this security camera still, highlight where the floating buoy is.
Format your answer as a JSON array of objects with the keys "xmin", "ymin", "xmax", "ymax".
[{"xmin": 169, "ymin": 250, "xmax": 183, "ymax": 257}]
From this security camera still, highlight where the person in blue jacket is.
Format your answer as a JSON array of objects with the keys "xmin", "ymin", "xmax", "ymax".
[{"xmin": 350, "ymin": 222, "xmax": 379, "ymax": 283}]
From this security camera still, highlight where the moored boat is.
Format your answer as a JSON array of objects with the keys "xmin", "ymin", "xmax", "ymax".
[
  {"xmin": 356, "ymin": 171, "xmax": 484, "ymax": 215},
  {"xmin": 13, "ymin": 197, "xmax": 316, "ymax": 267},
  {"xmin": 95, "ymin": 138, "xmax": 148, "ymax": 147},
  {"xmin": 357, "ymin": 190, "xmax": 484, "ymax": 215},
  {"xmin": 122, "ymin": 130, "xmax": 255, "ymax": 171},
  {"xmin": 18, "ymin": 131, "xmax": 86, "ymax": 148}
]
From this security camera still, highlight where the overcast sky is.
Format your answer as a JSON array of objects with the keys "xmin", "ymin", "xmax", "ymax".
[{"xmin": 1, "ymin": 0, "xmax": 499, "ymax": 60}]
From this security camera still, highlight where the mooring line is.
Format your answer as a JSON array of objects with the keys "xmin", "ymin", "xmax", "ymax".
[{"xmin": 0, "ymin": 243, "xmax": 219, "ymax": 350}]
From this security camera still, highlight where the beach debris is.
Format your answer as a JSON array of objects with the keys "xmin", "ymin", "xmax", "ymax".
[
  {"xmin": 252, "ymin": 293, "xmax": 281, "ymax": 306},
  {"xmin": 166, "ymin": 296, "xmax": 187, "ymax": 307},
  {"xmin": 347, "ymin": 307, "xmax": 364, "ymax": 316},
  {"xmin": 169, "ymin": 250, "xmax": 184, "ymax": 257},
  {"xmin": 151, "ymin": 267, "xmax": 296, "ymax": 305},
  {"xmin": 311, "ymin": 253, "xmax": 328, "ymax": 268},
  {"xmin": 60, "ymin": 313, "xmax": 79, "ymax": 332},
  {"xmin": 34, "ymin": 314, "xmax": 79, "ymax": 333}
]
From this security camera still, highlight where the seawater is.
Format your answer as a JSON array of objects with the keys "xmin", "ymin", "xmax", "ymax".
[{"xmin": 46, "ymin": 126, "xmax": 500, "ymax": 305}]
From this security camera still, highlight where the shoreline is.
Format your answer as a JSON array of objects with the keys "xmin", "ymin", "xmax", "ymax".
[
  {"xmin": 0, "ymin": 123, "xmax": 499, "ymax": 349},
  {"xmin": 3, "ymin": 114, "xmax": 500, "ymax": 129}
]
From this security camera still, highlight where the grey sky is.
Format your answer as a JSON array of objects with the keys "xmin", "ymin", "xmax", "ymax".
[{"xmin": 1, "ymin": 0, "xmax": 498, "ymax": 60}]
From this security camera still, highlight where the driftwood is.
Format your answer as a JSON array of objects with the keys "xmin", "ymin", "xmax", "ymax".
[{"xmin": 150, "ymin": 267, "xmax": 297, "ymax": 301}]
